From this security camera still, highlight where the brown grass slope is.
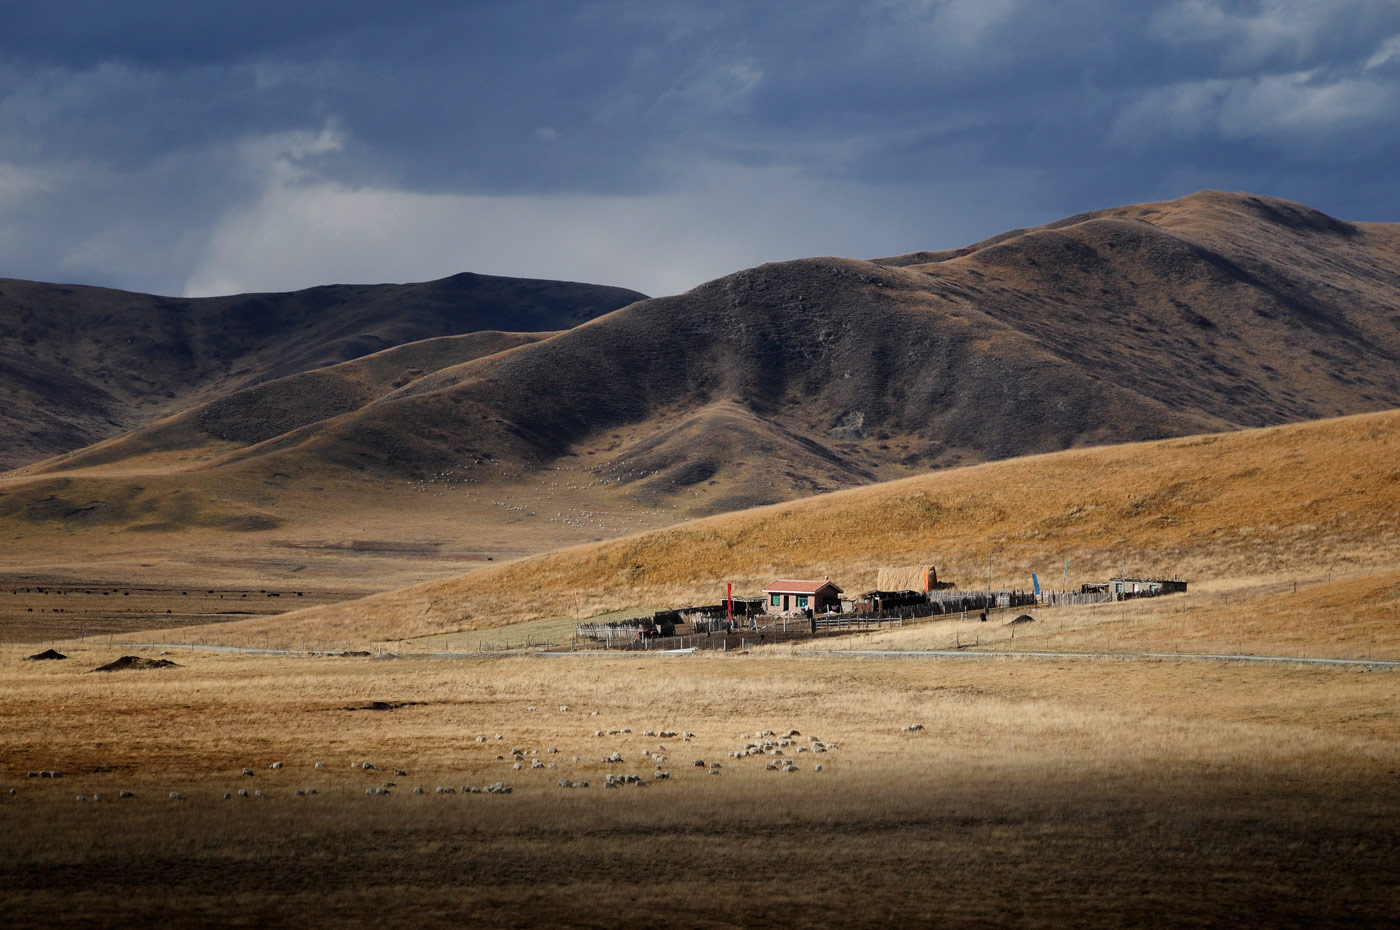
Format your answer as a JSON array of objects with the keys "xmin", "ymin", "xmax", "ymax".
[
  {"xmin": 0, "ymin": 272, "xmax": 646, "ymax": 469},
  {"xmin": 29, "ymin": 330, "xmax": 552, "ymax": 474},
  {"xmin": 181, "ymin": 407, "xmax": 1400, "ymax": 646},
  {"xmin": 56, "ymin": 190, "xmax": 1396, "ymax": 510}
]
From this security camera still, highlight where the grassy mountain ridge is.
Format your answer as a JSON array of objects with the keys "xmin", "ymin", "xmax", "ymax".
[
  {"xmin": 106, "ymin": 190, "xmax": 1398, "ymax": 506},
  {"xmin": 0, "ymin": 272, "xmax": 646, "ymax": 469}
]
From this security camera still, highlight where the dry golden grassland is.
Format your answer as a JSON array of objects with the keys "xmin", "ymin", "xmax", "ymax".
[
  {"xmin": 161, "ymin": 409, "xmax": 1400, "ymax": 650},
  {"xmin": 1, "ymin": 643, "xmax": 1397, "ymax": 928}
]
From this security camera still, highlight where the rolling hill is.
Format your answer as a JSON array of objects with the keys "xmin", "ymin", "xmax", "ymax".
[
  {"xmin": 3, "ymin": 190, "xmax": 1398, "ymax": 599},
  {"xmin": 0, "ymin": 272, "xmax": 647, "ymax": 469},
  {"xmin": 159, "ymin": 406, "xmax": 1400, "ymax": 647}
]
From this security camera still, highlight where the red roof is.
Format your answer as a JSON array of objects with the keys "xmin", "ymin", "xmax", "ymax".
[{"xmin": 763, "ymin": 579, "xmax": 844, "ymax": 595}]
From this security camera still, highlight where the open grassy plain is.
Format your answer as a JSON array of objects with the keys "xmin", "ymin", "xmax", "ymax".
[{"xmin": 2, "ymin": 641, "xmax": 1398, "ymax": 928}]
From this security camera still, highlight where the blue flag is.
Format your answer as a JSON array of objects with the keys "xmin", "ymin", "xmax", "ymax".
[{"xmin": 1031, "ymin": 573, "xmax": 1040, "ymax": 595}]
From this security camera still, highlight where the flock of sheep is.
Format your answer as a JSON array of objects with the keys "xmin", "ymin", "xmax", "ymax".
[{"xmin": 4, "ymin": 718, "xmax": 933, "ymax": 804}]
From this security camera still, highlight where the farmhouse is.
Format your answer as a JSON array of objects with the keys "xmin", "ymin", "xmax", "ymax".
[{"xmin": 763, "ymin": 579, "xmax": 843, "ymax": 615}]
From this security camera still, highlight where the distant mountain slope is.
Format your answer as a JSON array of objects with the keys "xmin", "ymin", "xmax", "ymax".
[
  {"xmin": 10, "ymin": 191, "xmax": 1400, "ymax": 535},
  {"xmin": 0, "ymin": 273, "xmax": 647, "ymax": 469}
]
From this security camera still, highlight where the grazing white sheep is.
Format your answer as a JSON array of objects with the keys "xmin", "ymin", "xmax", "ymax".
[
  {"xmin": 236, "ymin": 789, "xmax": 249, "ymax": 798},
  {"xmin": 119, "ymin": 790, "xmax": 135, "ymax": 798},
  {"xmin": 223, "ymin": 793, "xmax": 232, "ymax": 800},
  {"xmin": 254, "ymin": 790, "xmax": 266, "ymax": 798},
  {"xmin": 314, "ymin": 761, "xmax": 326, "ymax": 769},
  {"xmin": 76, "ymin": 795, "xmax": 88, "ymax": 802},
  {"xmin": 531, "ymin": 760, "xmax": 544, "ymax": 769},
  {"xmin": 169, "ymin": 791, "xmax": 185, "ymax": 800},
  {"xmin": 269, "ymin": 762, "xmax": 283, "ymax": 770},
  {"xmin": 412, "ymin": 786, "xmax": 425, "ymax": 794},
  {"xmin": 558, "ymin": 705, "xmax": 570, "ymax": 713},
  {"xmin": 902, "ymin": 724, "xmax": 925, "ymax": 732},
  {"xmin": 815, "ymin": 764, "xmax": 824, "ymax": 772},
  {"xmin": 362, "ymin": 761, "xmax": 379, "ymax": 771},
  {"xmin": 242, "ymin": 768, "xmax": 255, "ymax": 776}
]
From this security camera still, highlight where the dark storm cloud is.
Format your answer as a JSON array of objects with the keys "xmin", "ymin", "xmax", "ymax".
[{"xmin": 1, "ymin": 1, "xmax": 1398, "ymax": 297}]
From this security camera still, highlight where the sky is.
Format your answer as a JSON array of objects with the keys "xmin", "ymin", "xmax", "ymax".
[{"xmin": 2, "ymin": 0, "xmax": 1399, "ymax": 299}]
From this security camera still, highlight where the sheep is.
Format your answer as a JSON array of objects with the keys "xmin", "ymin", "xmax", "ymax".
[
  {"xmin": 653, "ymin": 771, "xmax": 670, "ymax": 780},
  {"xmin": 527, "ymin": 706, "xmax": 537, "ymax": 712},
  {"xmin": 682, "ymin": 732, "xmax": 695, "ymax": 740},
  {"xmin": 485, "ymin": 782, "xmax": 512, "ymax": 794},
  {"xmin": 305, "ymin": 788, "xmax": 318, "ymax": 795},
  {"xmin": 603, "ymin": 752, "xmax": 624, "ymax": 764},
  {"xmin": 594, "ymin": 730, "xmax": 604, "ymax": 737},
  {"xmin": 643, "ymin": 729, "xmax": 657, "ymax": 737},
  {"xmin": 93, "ymin": 793, "xmax": 104, "ymax": 802},
  {"xmin": 119, "ymin": 790, "xmax": 135, "ymax": 798},
  {"xmin": 814, "ymin": 764, "xmax": 824, "ymax": 772},
  {"xmin": 254, "ymin": 790, "xmax": 266, "ymax": 799},
  {"xmin": 512, "ymin": 762, "xmax": 523, "ymax": 771},
  {"xmin": 531, "ymin": 760, "xmax": 544, "ymax": 769},
  {"xmin": 476, "ymin": 735, "xmax": 488, "ymax": 743},
  {"xmin": 76, "ymin": 795, "xmax": 88, "ymax": 802},
  {"xmin": 395, "ymin": 769, "xmax": 408, "ymax": 777},
  {"xmin": 436, "ymin": 786, "xmax": 456, "ymax": 794},
  {"xmin": 269, "ymin": 762, "xmax": 283, "ymax": 770},
  {"xmin": 362, "ymin": 762, "xmax": 379, "ymax": 771},
  {"xmin": 314, "ymin": 761, "xmax": 326, "ymax": 769},
  {"xmin": 785, "ymin": 729, "xmax": 800, "ymax": 738},
  {"xmin": 901, "ymin": 724, "xmax": 925, "ymax": 733},
  {"xmin": 295, "ymin": 789, "xmax": 306, "ymax": 796},
  {"xmin": 223, "ymin": 792, "xmax": 232, "ymax": 800},
  {"xmin": 572, "ymin": 755, "xmax": 581, "ymax": 764},
  {"xmin": 237, "ymin": 789, "xmax": 249, "ymax": 798},
  {"xmin": 558, "ymin": 705, "xmax": 570, "ymax": 713},
  {"xmin": 412, "ymin": 786, "xmax": 425, "ymax": 794},
  {"xmin": 169, "ymin": 791, "xmax": 185, "ymax": 800},
  {"xmin": 694, "ymin": 759, "xmax": 706, "ymax": 767},
  {"xmin": 349, "ymin": 762, "xmax": 361, "ymax": 769}
]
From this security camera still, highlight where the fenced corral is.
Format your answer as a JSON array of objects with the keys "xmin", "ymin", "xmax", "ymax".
[
  {"xmin": 572, "ymin": 580, "xmax": 1181, "ymax": 651},
  {"xmin": 1039, "ymin": 589, "xmax": 1116, "ymax": 608}
]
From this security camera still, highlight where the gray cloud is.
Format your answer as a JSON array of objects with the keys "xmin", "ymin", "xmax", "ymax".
[{"xmin": 1, "ymin": 0, "xmax": 1398, "ymax": 298}]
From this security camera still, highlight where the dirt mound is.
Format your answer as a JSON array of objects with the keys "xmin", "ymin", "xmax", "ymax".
[
  {"xmin": 92, "ymin": 655, "xmax": 183, "ymax": 672},
  {"xmin": 1006, "ymin": 614, "xmax": 1037, "ymax": 626},
  {"xmin": 343, "ymin": 700, "xmax": 425, "ymax": 711},
  {"xmin": 25, "ymin": 648, "xmax": 67, "ymax": 660}
]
